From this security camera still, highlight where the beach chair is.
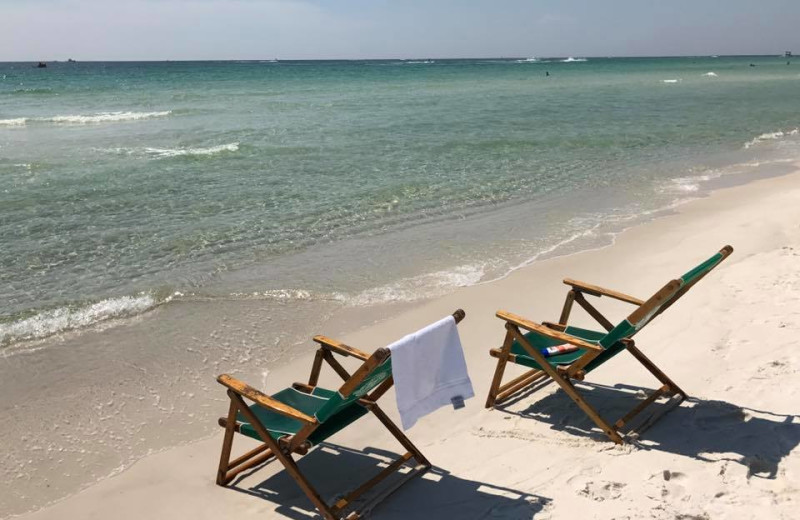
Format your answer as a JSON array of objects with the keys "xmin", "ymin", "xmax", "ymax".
[
  {"xmin": 216, "ymin": 309, "xmax": 466, "ymax": 520},
  {"xmin": 485, "ymin": 246, "xmax": 733, "ymax": 443}
]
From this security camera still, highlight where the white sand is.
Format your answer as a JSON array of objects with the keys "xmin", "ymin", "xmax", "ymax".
[{"xmin": 18, "ymin": 167, "xmax": 800, "ymax": 519}]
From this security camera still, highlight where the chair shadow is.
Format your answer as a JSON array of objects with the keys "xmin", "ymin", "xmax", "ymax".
[
  {"xmin": 228, "ymin": 442, "xmax": 550, "ymax": 519},
  {"xmin": 499, "ymin": 381, "xmax": 800, "ymax": 479}
]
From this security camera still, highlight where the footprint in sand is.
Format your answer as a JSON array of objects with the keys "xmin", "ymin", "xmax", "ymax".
[
  {"xmin": 753, "ymin": 359, "xmax": 793, "ymax": 379},
  {"xmin": 645, "ymin": 469, "xmax": 689, "ymax": 501},
  {"xmin": 576, "ymin": 480, "xmax": 626, "ymax": 501}
]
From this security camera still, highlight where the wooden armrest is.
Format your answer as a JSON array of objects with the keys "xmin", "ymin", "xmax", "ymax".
[
  {"xmin": 217, "ymin": 374, "xmax": 316, "ymax": 424},
  {"xmin": 563, "ymin": 278, "xmax": 644, "ymax": 306},
  {"xmin": 313, "ymin": 335, "xmax": 370, "ymax": 361},
  {"xmin": 496, "ymin": 310, "xmax": 605, "ymax": 353}
]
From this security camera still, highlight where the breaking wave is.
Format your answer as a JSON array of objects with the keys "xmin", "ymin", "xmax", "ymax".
[
  {"xmin": 0, "ymin": 111, "xmax": 172, "ymax": 127},
  {"xmin": 143, "ymin": 142, "xmax": 239, "ymax": 158},
  {"xmin": 48, "ymin": 111, "xmax": 172, "ymax": 124},
  {"xmin": 0, "ymin": 293, "xmax": 172, "ymax": 347},
  {"xmin": 0, "ymin": 117, "xmax": 27, "ymax": 127},
  {"xmin": 744, "ymin": 128, "xmax": 799, "ymax": 149}
]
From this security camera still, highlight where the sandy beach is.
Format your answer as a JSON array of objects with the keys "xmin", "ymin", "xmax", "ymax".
[{"xmin": 9, "ymin": 162, "xmax": 798, "ymax": 520}]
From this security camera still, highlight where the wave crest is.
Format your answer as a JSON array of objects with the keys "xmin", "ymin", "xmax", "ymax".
[
  {"xmin": 0, "ymin": 294, "xmax": 163, "ymax": 347},
  {"xmin": 0, "ymin": 111, "xmax": 172, "ymax": 127},
  {"xmin": 143, "ymin": 142, "xmax": 239, "ymax": 158},
  {"xmin": 744, "ymin": 128, "xmax": 799, "ymax": 149},
  {"xmin": 48, "ymin": 111, "xmax": 172, "ymax": 124},
  {"xmin": 0, "ymin": 117, "xmax": 28, "ymax": 127}
]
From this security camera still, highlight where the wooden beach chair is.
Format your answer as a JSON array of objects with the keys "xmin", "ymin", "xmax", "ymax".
[
  {"xmin": 216, "ymin": 309, "xmax": 466, "ymax": 520},
  {"xmin": 485, "ymin": 246, "xmax": 733, "ymax": 443}
]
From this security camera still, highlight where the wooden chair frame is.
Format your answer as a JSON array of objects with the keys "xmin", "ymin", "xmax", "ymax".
[
  {"xmin": 216, "ymin": 309, "xmax": 465, "ymax": 520},
  {"xmin": 485, "ymin": 246, "xmax": 733, "ymax": 444}
]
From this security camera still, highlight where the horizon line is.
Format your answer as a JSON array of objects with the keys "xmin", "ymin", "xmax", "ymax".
[{"xmin": 1, "ymin": 53, "xmax": 793, "ymax": 64}]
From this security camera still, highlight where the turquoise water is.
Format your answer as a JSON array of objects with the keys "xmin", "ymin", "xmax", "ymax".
[{"xmin": 1, "ymin": 56, "xmax": 799, "ymax": 346}]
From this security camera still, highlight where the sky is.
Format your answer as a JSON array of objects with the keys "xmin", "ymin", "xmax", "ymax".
[{"xmin": 2, "ymin": 0, "xmax": 798, "ymax": 61}]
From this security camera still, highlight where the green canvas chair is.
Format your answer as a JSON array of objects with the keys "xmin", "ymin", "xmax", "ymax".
[
  {"xmin": 216, "ymin": 309, "xmax": 466, "ymax": 520},
  {"xmin": 485, "ymin": 246, "xmax": 733, "ymax": 443}
]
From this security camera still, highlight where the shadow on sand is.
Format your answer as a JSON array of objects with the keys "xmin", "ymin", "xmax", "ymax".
[
  {"xmin": 498, "ymin": 380, "xmax": 799, "ymax": 479},
  {"xmin": 228, "ymin": 443, "xmax": 550, "ymax": 519}
]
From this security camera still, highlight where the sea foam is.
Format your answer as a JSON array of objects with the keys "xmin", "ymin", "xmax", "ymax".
[
  {"xmin": 561, "ymin": 57, "xmax": 588, "ymax": 62},
  {"xmin": 143, "ymin": 142, "xmax": 239, "ymax": 158},
  {"xmin": 345, "ymin": 264, "xmax": 486, "ymax": 306},
  {"xmin": 0, "ymin": 294, "xmax": 161, "ymax": 347},
  {"xmin": 744, "ymin": 128, "xmax": 799, "ymax": 149},
  {"xmin": 47, "ymin": 111, "xmax": 172, "ymax": 124},
  {"xmin": 0, "ymin": 117, "xmax": 28, "ymax": 127},
  {"xmin": 0, "ymin": 111, "xmax": 172, "ymax": 127}
]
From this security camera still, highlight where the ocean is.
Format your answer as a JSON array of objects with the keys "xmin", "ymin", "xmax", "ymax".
[
  {"xmin": 2, "ymin": 56, "xmax": 799, "ymax": 349},
  {"xmin": 2, "ymin": 55, "xmax": 800, "ymax": 515}
]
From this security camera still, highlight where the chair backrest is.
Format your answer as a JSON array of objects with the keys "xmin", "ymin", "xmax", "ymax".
[
  {"xmin": 313, "ymin": 350, "xmax": 393, "ymax": 423},
  {"xmin": 312, "ymin": 309, "xmax": 466, "ymax": 423},
  {"xmin": 598, "ymin": 245, "xmax": 733, "ymax": 350}
]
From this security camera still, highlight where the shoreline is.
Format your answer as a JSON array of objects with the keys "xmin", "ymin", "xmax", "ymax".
[
  {"xmin": 4, "ymin": 147, "xmax": 796, "ymax": 354},
  {"xmin": 9, "ymin": 160, "xmax": 800, "ymax": 519}
]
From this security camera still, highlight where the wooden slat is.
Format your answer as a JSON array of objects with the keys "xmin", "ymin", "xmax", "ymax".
[
  {"xmin": 626, "ymin": 279, "xmax": 682, "ymax": 326},
  {"xmin": 559, "ymin": 290, "xmax": 576, "ymax": 325},
  {"xmin": 313, "ymin": 335, "xmax": 370, "ymax": 361},
  {"xmin": 496, "ymin": 311, "xmax": 604, "ymax": 352},
  {"xmin": 614, "ymin": 385, "xmax": 668, "ymax": 429},
  {"xmin": 485, "ymin": 330, "xmax": 515, "ymax": 408},
  {"xmin": 217, "ymin": 374, "xmax": 317, "ymax": 424},
  {"xmin": 308, "ymin": 349, "xmax": 325, "ymax": 386},
  {"xmin": 339, "ymin": 348, "xmax": 390, "ymax": 397},
  {"xmin": 222, "ymin": 447, "xmax": 277, "ymax": 484},
  {"xmin": 563, "ymin": 278, "xmax": 645, "ymax": 306},
  {"xmin": 625, "ymin": 341, "xmax": 687, "ymax": 398},
  {"xmin": 227, "ymin": 442, "xmax": 271, "ymax": 469},
  {"xmin": 216, "ymin": 398, "xmax": 239, "ymax": 485},
  {"xmin": 322, "ymin": 350, "xmax": 352, "ymax": 381},
  {"xmin": 574, "ymin": 292, "xmax": 615, "ymax": 331},
  {"xmin": 496, "ymin": 370, "xmax": 548, "ymax": 402},
  {"xmin": 332, "ymin": 452, "xmax": 413, "ymax": 513},
  {"xmin": 369, "ymin": 404, "xmax": 431, "ymax": 467}
]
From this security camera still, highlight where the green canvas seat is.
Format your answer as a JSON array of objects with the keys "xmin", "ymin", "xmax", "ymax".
[
  {"xmin": 508, "ymin": 326, "xmax": 606, "ymax": 369},
  {"xmin": 486, "ymin": 246, "xmax": 733, "ymax": 444},
  {"xmin": 236, "ymin": 386, "xmax": 370, "ymax": 445},
  {"xmin": 216, "ymin": 309, "xmax": 466, "ymax": 520}
]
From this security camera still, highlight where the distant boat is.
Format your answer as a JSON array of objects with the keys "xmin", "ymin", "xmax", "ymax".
[
  {"xmin": 785, "ymin": 51, "xmax": 793, "ymax": 58},
  {"xmin": 36, "ymin": 62, "xmax": 47, "ymax": 68},
  {"xmin": 68, "ymin": 58, "xmax": 76, "ymax": 63}
]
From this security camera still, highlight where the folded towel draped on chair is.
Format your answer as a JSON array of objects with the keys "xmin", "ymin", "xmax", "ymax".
[{"xmin": 388, "ymin": 315, "xmax": 474, "ymax": 430}]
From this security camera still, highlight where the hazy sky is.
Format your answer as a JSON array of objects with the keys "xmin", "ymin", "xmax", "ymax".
[{"xmin": 2, "ymin": 0, "xmax": 798, "ymax": 61}]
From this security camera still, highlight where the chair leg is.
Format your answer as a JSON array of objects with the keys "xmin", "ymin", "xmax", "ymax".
[
  {"xmin": 369, "ymin": 404, "xmax": 430, "ymax": 467},
  {"xmin": 231, "ymin": 394, "xmax": 338, "ymax": 520},
  {"xmin": 509, "ymin": 326, "xmax": 624, "ymax": 444},
  {"xmin": 485, "ymin": 330, "xmax": 515, "ymax": 408},
  {"xmin": 553, "ymin": 374, "xmax": 625, "ymax": 444},
  {"xmin": 217, "ymin": 396, "xmax": 239, "ymax": 485},
  {"xmin": 626, "ymin": 342, "xmax": 687, "ymax": 398}
]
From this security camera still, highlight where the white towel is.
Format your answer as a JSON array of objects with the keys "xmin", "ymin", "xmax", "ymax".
[{"xmin": 388, "ymin": 315, "xmax": 474, "ymax": 430}]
